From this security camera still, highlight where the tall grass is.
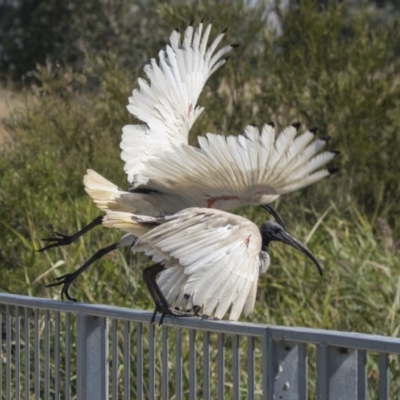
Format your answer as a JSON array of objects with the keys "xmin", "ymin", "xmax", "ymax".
[{"xmin": 0, "ymin": 0, "xmax": 399, "ymax": 341}]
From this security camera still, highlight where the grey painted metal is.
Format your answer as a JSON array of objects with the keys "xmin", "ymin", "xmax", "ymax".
[
  {"xmin": 298, "ymin": 343, "xmax": 307, "ymax": 399},
  {"xmin": 54, "ymin": 312, "xmax": 60, "ymax": 400},
  {"xmin": 34, "ymin": 308, "xmax": 40, "ymax": 400},
  {"xmin": 0, "ymin": 311, "xmax": 2, "ymax": 398},
  {"xmin": 65, "ymin": 312, "xmax": 71, "ymax": 400},
  {"xmin": 15, "ymin": 307, "xmax": 20, "ymax": 400},
  {"xmin": 270, "ymin": 339, "xmax": 308, "ymax": 400},
  {"xmin": 76, "ymin": 314, "xmax": 109, "ymax": 400},
  {"xmin": 149, "ymin": 323, "xmax": 156, "ymax": 400},
  {"xmin": 232, "ymin": 335, "xmax": 240, "ymax": 400},
  {"xmin": 123, "ymin": 321, "xmax": 130, "ymax": 400},
  {"xmin": 357, "ymin": 350, "xmax": 367, "ymax": 400},
  {"xmin": 6, "ymin": 305, "xmax": 11, "ymax": 400},
  {"xmin": 262, "ymin": 330, "xmax": 271, "ymax": 400},
  {"xmin": 161, "ymin": 326, "xmax": 169, "ymax": 400},
  {"xmin": 317, "ymin": 344, "xmax": 364, "ymax": 400},
  {"xmin": 202, "ymin": 331, "xmax": 211, "ymax": 400},
  {"xmin": 217, "ymin": 333, "xmax": 225, "ymax": 399},
  {"xmin": 247, "ymin": 336, "xmax": 255, "ymax": 400},
  {"xmin": 112, "ymin": 319, "xmax": 118, "ymax": 400},
  {"xmin": 1, "ymin": 294, "xmax": 400, "ymax": 354},
  {"xmin": 136, "ymin": 322, "xmax": 143, "ymax": 400},
  {"xmin": 316, "ymin": 344, "xmax": 328, "ymax": 399},
  {"xmin": 3, "ymin": 293, "xmax": 400, "ymax": 399},
  {"xmin": 379, "ymin": 352, "xmax": 390, "ymax": 400},
  {"xmin": 189, "ymin": 329, "xmax": 197, "ymax": 400},
  {"xmin": 24, "ymin": 307, "xmax": 29, "ymax": 400},
  {"xmin": 44, "ymin": 310, "xmax": 50, "ymax": 400},
  {"xmin": 175, "ymin": 328, "xmax": 183, "ymax": 400}
]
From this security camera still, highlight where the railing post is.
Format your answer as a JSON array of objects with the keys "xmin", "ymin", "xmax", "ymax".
[
  {"xmin": 316, "ymin": 345, "xmax": 362, "ymax": 400},
  {"xmin": 77, "ymin": 314, "xmax": 109, "ymax": 400},
  {"xmin": 263, "ymin": 331, "xmax": 307, "ymax": 400}
]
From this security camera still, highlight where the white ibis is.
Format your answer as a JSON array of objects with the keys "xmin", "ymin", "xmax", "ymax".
[
  {"xmin": 41, "ymin": 21, "xmax": 337, "ymax": 301},
  {"xmin": 102, "ymin": 208, "xmax": 323, "ymax": 322}
]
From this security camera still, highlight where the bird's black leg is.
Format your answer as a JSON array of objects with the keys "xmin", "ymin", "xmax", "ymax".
[
  {"xmin": 47, "ymin": 242, "xmax": 118, "ymax": 301},
  {"xmin": 143, "ymin": 263, "xmax": 193, "ymax": 324},
  {"xmin": 38, "ymin": 215, "xmax": 104, "ymax": 252}
]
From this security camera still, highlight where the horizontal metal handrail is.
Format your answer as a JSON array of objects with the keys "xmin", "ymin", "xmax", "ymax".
[{"xmin": 0, "ymin": 292, "xmax": 399, "ymax": 353}]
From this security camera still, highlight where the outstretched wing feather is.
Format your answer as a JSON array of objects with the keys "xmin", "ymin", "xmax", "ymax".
[
  {"xmin": 135, "ymin": 124, "xmax": 336, "ymax": 206},
  {"xmin": 138, "ymin": 209, "xmax": 261, "ymax": 321},
  {"xmin": 121, "ymin": 23, "xmax": 235, "ymax": 183}
]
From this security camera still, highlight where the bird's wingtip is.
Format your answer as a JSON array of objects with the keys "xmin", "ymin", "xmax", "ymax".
[
  {"xmin": 291, "ymin": 122, "xmax": 301, "ymax": 130},
  {"xmin": 320, "ymin": 136, "xmax": 331, "ymax": 143},
  {"xmin": 328, "ymin": 167, "xmax": 339, "ymax": 175}
]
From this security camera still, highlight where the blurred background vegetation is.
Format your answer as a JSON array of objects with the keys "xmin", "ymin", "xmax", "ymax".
[
  {"xmin": 1, "ymin": 0, "xmax": 400, "ymax": 396},
  {"xmin": 0, "ymin": 0, "xmax": 400, "ymax": 337}
]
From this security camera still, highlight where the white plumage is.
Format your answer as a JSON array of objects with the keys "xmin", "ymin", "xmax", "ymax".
[
  {"xmin": 41, "ymin": 21, "xmax": 334, "ymax": 305},
  {"xmin": 84, "ymin": 22, "xmax": 337, "ymax": 218},
  {"xmin": 103, "ymin": 207, "xmax": 321, "ymax": 321},
  {"xmin": 121, "ymin": 23, "xmax": 234, "ymax": 183}
]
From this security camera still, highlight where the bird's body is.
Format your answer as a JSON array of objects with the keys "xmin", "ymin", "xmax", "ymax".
[
  {"xmin": 103, "ymin": 207, "xmax": 322, "ymax": 321},
  {"xmin": 41, "ymin": 21, "xmax": 335, "ymax": 303}
]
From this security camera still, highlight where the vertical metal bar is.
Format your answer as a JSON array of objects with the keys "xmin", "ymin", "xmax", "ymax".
[
  {"xmin": 136, "ymin": 323, "xmax": 143, "ymax": 400},
  {"xmin": 15, "ymin": 307, "xmax": 21, "ymax": 400},
  {"xmin": 34, "ymin": 308, "xmax": 40, "ymax": 400},
  {"xmin": 0, "ymin": 309, "xmax": 2, "ymax": 399},
  {"xmin": 175, "ymin": 328, "xmax": 182, "ymax": 400},
  {"xmin": 162, "ymin": 326, "xmax": 169, "ymax": 400},
  {"xmin": 44, "ymin": 311, "xmax": 50, "ymax": 400},
  {"xmin": 217, "ymin": 333, "xmax": 225, "ymax": 400},
  {"xmin": 232, "ymin": 335, "xmax": 240, "ymax": 400},
  {"xmin": 357, "ymin": 350, "xmax": 367, "ymax": 400},
  {"xmin": 378, "ymin": 353, "xmax": 389, "ymax": 400},
  {"xmin": 6, "ymin": 305, "xmax": 11, "ymax": 400},
  {"xmin": 65, "ymin": 313, "xmax": 71, "ymax": 400},
  {"xmin": 202, "ymin": 331, "xmax": 210, "ymax": 400},
  {"xmin": 54, "ymin": 312, "xmax": 60, "ymax": 400},
  {"xmin": 262, "ymin": 330, "xmax": 271, "ymax": 400},
  {"xmin": 247, "ymin": 336, "xmax": 255, "ymax": 400},
  {"xmin": 189, "ymin": 330, "xmax": 197, "ymax": 400},
  {"xmin": 298, "ymin": 343, "xmax": 308, "ymax": 400},
  {"xmin": 316, "ymin": 343, "xmax": 328, "ymax": 400},
  {"xmin": 76, "ymin": 315, "xmax": 109, "ymax": 400},
  {"xmin": 24, "ymin": 308, "xmax": 30, "ymax": 400},
  {"xmin": 112, "ymin": 319, "xmax": 118, "ymax": 400},
  {"xmin": 123, "ymin": 321, "xmax": 130, "ymax": 400},
  {"xmin": 149, "ymin": 323, "xmax": 156, "ymax": 400}
]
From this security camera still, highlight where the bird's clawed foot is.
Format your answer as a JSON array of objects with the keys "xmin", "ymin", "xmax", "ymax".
[
  {"xmin": 151, "ymin": 305, "xmax": 194, "ymax": 325},
  {"xmin": 38, "ymin": 232, "xmax": 74, "ymax": 252},
  {"xmin": 46, "ymin": 273, "xmax": 78, "ymax": 302}
]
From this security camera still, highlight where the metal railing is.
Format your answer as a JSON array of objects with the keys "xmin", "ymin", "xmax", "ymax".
[{"xmin": 0, "ymin": 293, "xmax": 400, "ymax": 399}]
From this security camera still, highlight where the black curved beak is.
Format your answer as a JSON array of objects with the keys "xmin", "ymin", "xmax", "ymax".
[
  {"xmin": 273, "ymin": 230, "xmax": 323, "ymax": 276},
  {"xmin": 261, "ymin": 204, "xmax": 286, "ymax": 230}
]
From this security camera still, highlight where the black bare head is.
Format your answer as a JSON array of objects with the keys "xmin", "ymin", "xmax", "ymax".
[{"xmin": 259, "ymin": 222, "xmax": 323, "ymax": 276}]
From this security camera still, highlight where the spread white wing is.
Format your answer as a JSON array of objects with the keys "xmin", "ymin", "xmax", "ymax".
[
  {"xmin": 121, "ymin": 22, "xmax": 236, "ymax": 183},
  {"xmin": 133, "ymin": 208, "xmax": 262, "ymax": 321},
  {"xmin": 132, "ymin": 124, "xmax": 338, "ymax": 209}
]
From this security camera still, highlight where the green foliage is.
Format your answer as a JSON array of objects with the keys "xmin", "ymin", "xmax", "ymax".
[{"xmin": 0, "ymin": 4, "xmax": 400, "ymax": 395}]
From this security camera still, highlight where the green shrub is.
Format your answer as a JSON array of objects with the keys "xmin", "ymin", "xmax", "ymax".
[{"xmin": 0, "ymin": 0, "xmax": 399, "ymax": 341}]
